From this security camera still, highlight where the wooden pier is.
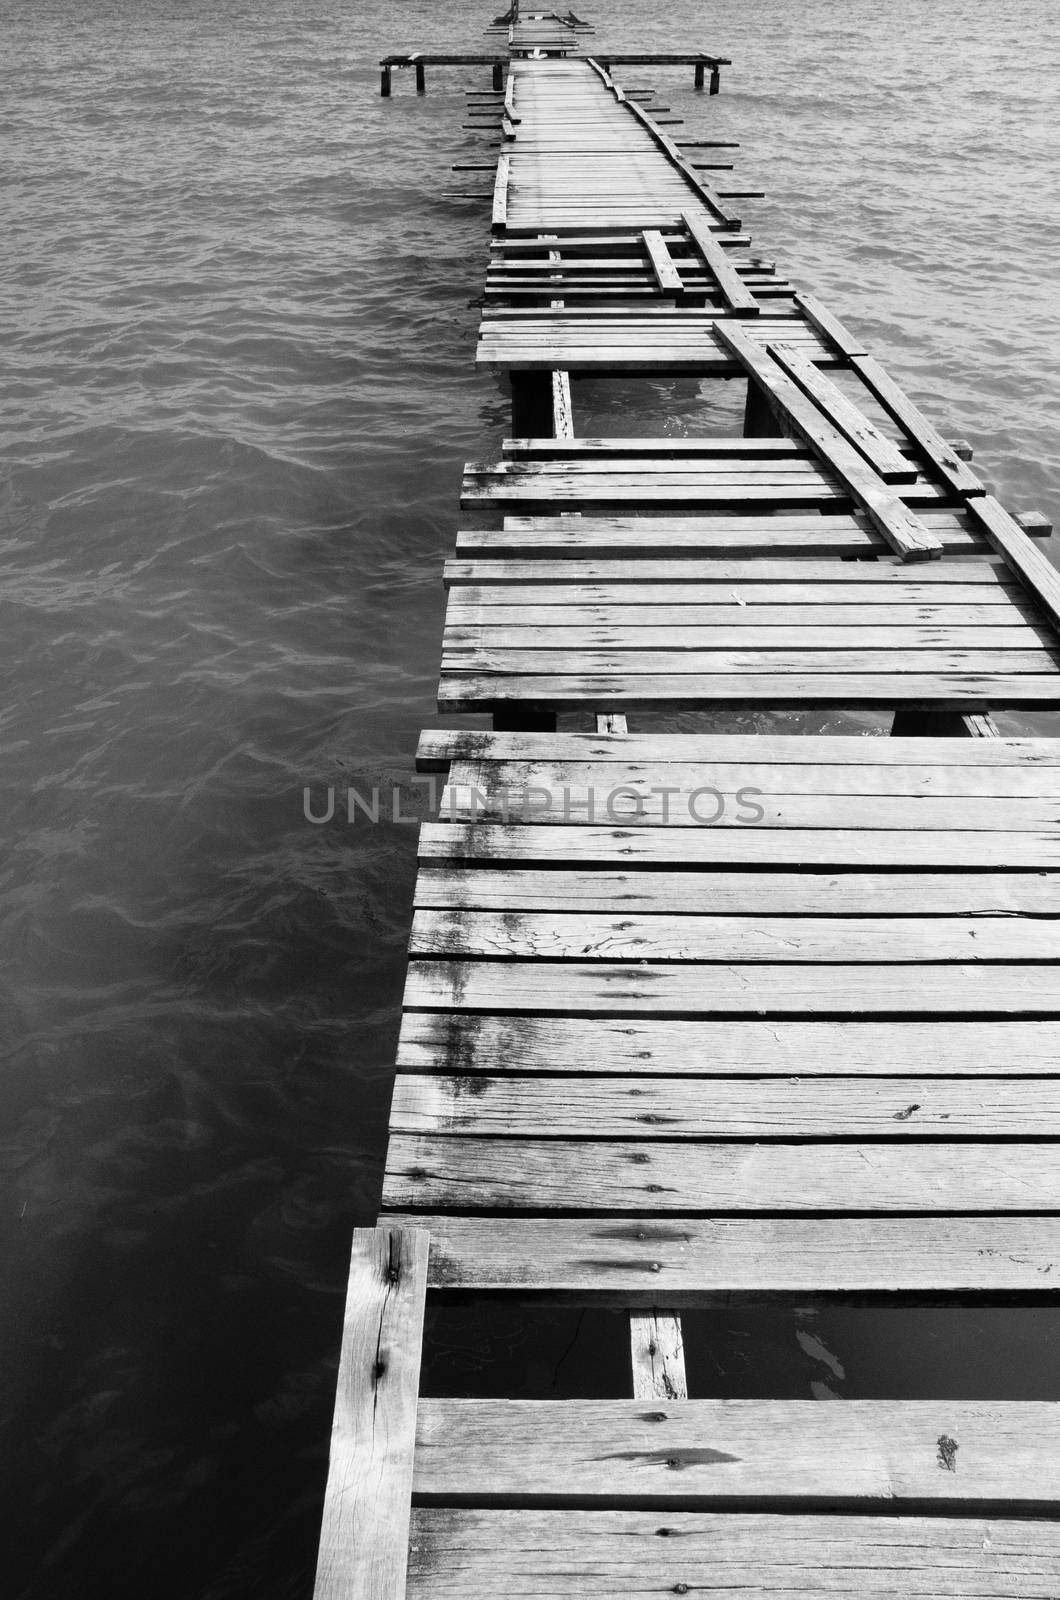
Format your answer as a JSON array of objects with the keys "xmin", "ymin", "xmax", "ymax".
[{"xmin": 319, "ymin": 9, "xmax": 1060, "ymax": 1596}]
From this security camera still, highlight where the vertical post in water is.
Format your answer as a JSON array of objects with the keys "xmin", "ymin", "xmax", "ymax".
[
  {"xmin": 492, "ymin": 61, "xmax": 504, "ymax": 91},
  {"xmin": 710, "ymin": 64, "xmax": 721, "ymax": 95},
  {"xmin": 694, "ymin": 62, "xmax": 705, "ymax": 89},
  {"xmin": 380, "ymin": 62, "xmax": 392, "ymax": 97},
  {"xmin": 415, "ymin": 60, "xmax": 426, "ymax": 93}
]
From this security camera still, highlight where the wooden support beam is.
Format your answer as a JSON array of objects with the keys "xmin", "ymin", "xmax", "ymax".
[
  {"xmin": 313, "ymin": 1228, "xmax": 428, "ymax": 1600},
  {"xmin": 492, "ymin": 61, "xmax": 504, "ymax": 90},
  {"xmin": 551, "ymin": 370, "xmax": 574, "ymax": 438},
  {"xmin": 380, "ymin": 63, "xmax": 392, "ymax": 97},
  {"xmin": 630, "ymin": 1313, "xmax": 688, "ymax": 1400}
]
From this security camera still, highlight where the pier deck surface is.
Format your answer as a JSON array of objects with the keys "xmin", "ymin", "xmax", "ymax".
[{"xmin": 316, "ymin": 11, "xmax": 1060, "ymax": 1598}]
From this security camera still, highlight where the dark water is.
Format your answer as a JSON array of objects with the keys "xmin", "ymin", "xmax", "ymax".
[{"xmin": 2, "ymin": 0, "xmax": 1059, "ymax": 1594}]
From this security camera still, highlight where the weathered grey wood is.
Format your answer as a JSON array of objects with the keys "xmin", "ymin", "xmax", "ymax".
[
  {"xmin": 313, "ymin": 1228, "xmax": 428, "ymax": 1600},
  {"xmin": 714, "ymin": 325, "xmax": 941, "ymax": 560},
  {"xmin": 408, "ymin": 1508, "xmax": 1060, "ymax": 1597},
  {"xmin": 642, "ymin": 228, "xmax": 683, "ymax": 293},
  {"xmin": 768, "ymin": 342, "xmax": 917, "ymax": 484},
  {"xmin": 419, "ymin": 820, "xmax": 1060, "ymax": 868},
  {"xmin": 551, "ymin": 369, "xmax": 574, "ymax": 436},
  {"xmin": 386, "ymin": 1134, "xmax": 1060, "ymax": 1212},
  {"xmin": 401, "ymin": 959, "xmax": 1060, "ymax": 1015},
  {"xmin": 443, "ymin": 554, "xmax": 1013, "ymax": 587},
  {"xmin": 389, "ymin": 1073, "xmax": 1060, "ymax": 1138},
  {"xmin": 383, "ymin": 1213, "xmax": 1060, "ymax": 1297},
  {"xmin": 410, "ymin": 907, "xmax": 1060, "ymax": 960},
  {"xmin": 492, "ymin": 153, "xmax": 511, "ymax": 233},
  {"xmin": 439, "ymin": 672, "xmax": 1060, "ymax": 711},
  {"xmin": 791, "ymin": 290, "xmax": 869, "ymax": 357},
  {"xmin": 629, "ymin": 1312, "xmax": 687, "ymax": 1399},
  {"xmin": 449, "ymin": 622, "xmax": 1039, "ymax": 647},
  {"xmin": 414, "ymin": 866, "xmax": 1060, "ymax": 915},
  {"xmin": 414, "ymin": 1399, "xmax": 1060, "ymax": 1504},
  {"xmin": 970, "ymin": 494, "xmax": 1060, "ymax": 636},
  {"xmin": 683, "ymin": 208, "xmax": 760, "ymax": 313},
  {"xmin": 415, "ymin": 729, "xmax": 1060, "ymax": 768},
  {"xmin": 443, "ymin": 650, "xmax": 1059, "ymax": 678},
  {"xmin": 442, "ymin": 750, "xmax": 1060, "ymax": 800},
  {"xmin": 850, "ymin": 352, "xmax": 985, "ymax": 497}
]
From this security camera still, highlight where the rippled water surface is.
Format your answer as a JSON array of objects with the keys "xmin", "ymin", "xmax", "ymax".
[{"xmin": 3, "ymin": 1, "xmax": 1060, "ymax": 1594}]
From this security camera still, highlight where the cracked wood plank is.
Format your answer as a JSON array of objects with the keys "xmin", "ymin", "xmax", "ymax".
[
  {"xmin": 313, "ymin": 1227, "xmax": 428, "ymax": 1600},
  {"xmin": 383, "ymin": 1135, "xmax": 1060, "ymax": 1212},
  {"xmin": 408, "ymin": 1507, "xmax": 1060, "ymax": 1596}
]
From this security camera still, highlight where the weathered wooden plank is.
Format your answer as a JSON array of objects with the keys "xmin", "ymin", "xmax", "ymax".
[
  {"xmin": 791, "ymin": 290, "xmax": 869, "ymax": 357},
  {"xmin": 389, "ymin": 1073, "xmax": 1060, "ymax": 1138},
  {"xmin": 714, "ymin": 325, "xmax": 940, "ymax": 561},
  {"xmin": 683, "ymin": 208, "xmax": 760, "ymax": 314},
  {"xmin": 414, "ymin": 1399, "xmax": 1060, "ymax": 1504},
  {"xmin": 445, "ymin": 605, "xmax": 1036, "ymax": 629},
  {"xmin": 385, "ymin": 1212, "xmax": 1060, "ymax": 1296},
  {"xmin": 313, "ymin": 1228, "xmax": 428, "ymax": 1600},
  {"xmin": 386, "ymin": 1134, "xmax": 1060, "ymax": 1212},
  {"xmin": 401, "ymin": 959, "xmax": 1060, "ymax": 1015},
  {"xmin": 443, "ymin": 556, "xmax": 1014, "ymax": 585},
  {"xmin": 443, "ymin": 751, "xmax": 1060, "ymax": 797},
  {"xmin": 408, "ymin": 1508, "xmax": 1060, "ymax": 1597},
  {"xmin": 449, "ymin": 623, "xmax": 1040, "ymax": 648},
  {"xmin": 642, "ymin": 228, "xmax": 683, "ymax": 293},
  {"xmin": 768, "ymin": 342, "xmax": 917, "ymax": 484},
  {"xmin": 413, "ymin": 867, "xmax": 1060, "ymax": 915},
  {"xmin": 438, "ymin": 672, "xmax": 1060, "ymax": 710},
  {"xmin": 970, "ymin": 495, "xmax": 1060, "ymax": 636},
  {"xmin": 850, "ymin": 352, "xmax": 986, "ymax": 497},
  {"xmin": 411, "ymin": 907, "xmax": 1060, "ymax": 961},
  {"xmin": 415, "ymin": 730, "xmax": 1060, "ymax": 769},
  {"xmin": 492, "ymin": 153, "xmax": 511, "ymax": 233},
  {"xmin": 442, "ymin": 649, "xmax": 1059, "ymax": 676},
  {"xmin": 419, "ymin": 821, "xmax": 1060, "ymax": 868}
]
